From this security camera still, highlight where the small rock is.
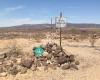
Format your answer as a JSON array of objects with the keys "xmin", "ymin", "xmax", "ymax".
[
  {"xmin": 8, "ymin": 66, "xmax": 19, "ymax": 75},
  {"xmin": 41, "ymin": 61, "xmax": 48, "ymax": 66},
  {"xmin": 70, "ymin": 64, "xmax": 78, "ymax": 70},
  {"xmin": 38, "ymin": 67, "xmax": 44, "ymax": 71},
  {"xmin": 44, "ymin": 66, "xmax": 48, "ymax": 71},
  {"xmin": 0, "ymin": 72, "xmax": 7, "ymax": 77},
  {"xmin": 40, "ymin": 44, "xmax": 46, "ymax": 50},
  {"xmin": 43, "ymin": 52, "xmax": 49, "ymax": 57},
  {"xmin": 0, "ymin": 53, "xmax": 7, "ymax": 59},
  {"xmin": 6, "ymin": 60, "xmax": 13, "ymax": 66},
  {"xmin": 20, "ymin": 67, "xmax": 27, "ymax": 74},
  {"xmin": 31, "ymin": 65, "xmax": 37, "ymax": 71},
  {"xmin": 11, "ymin": 59, "xmax": 17, "ymax": 63},
  {"xmin": 75, "ymin": 61, "xmax": 80, "ymax": 65},
  {"xmin": 58, "ymin": 52, "xmax": 64, "ymax": 57},
  {"xmin": 48, "ymin": 64, "xmax": 56, "ymax": 70},
  {"xmin": 69, "ymin": 55, "xmax": 75, "ymax": 63},
  {"xmin": 46, "ymin": 48, "xmax": 52, "ymax": 53},
  {"xmin": 46, "ymin": 54, "xmax": 52, "ymax": 60},
  {"xmin": 16, "ymin": 58, "xmax": 21, "ymax": 65},
  {"xmin": 0, "ymin": 62, "xmax": 3, "ymax": 65},
  {"xmin": 35, "ymin": 61, "xmax": 41, "ymax": 67},
  {"xmin": 56, "ymin": 56, "xmax": 68, "ymax": 65},
  {"xmin": 46, "ymin": 60, "xmax": 52, "ymax": 64},
  {"xmin": 61, "ymin": 63, "xmax": 70, "ymax": 70},
  {"xmin": 0, "ymin": 67, "xmax": 4, "ymax": 73},
  {"xmin": 52, "ymin": 45, "xmax": 57, "ymax": 51},
  {"xmin": 56, "ymin": 46, "xmax": 62, "ymax": 51},
  {"xmin": 21, "ymin": 59, "xmax": 33, "ymax": 69}
]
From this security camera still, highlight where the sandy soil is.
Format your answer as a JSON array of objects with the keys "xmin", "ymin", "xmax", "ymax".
[{"xmin": 0, "ymin": 38, "xmax": 100, "ymax": 80}]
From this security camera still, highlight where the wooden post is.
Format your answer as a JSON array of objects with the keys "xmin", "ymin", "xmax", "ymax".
[{"xmin": 60, "ymin": 12, "xmax": 62, "ymax": 47}]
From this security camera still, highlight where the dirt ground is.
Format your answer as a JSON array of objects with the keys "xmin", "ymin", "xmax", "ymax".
[{"xmin": 0, "ymin": 38, "xmax": 100, "ymax": 80}]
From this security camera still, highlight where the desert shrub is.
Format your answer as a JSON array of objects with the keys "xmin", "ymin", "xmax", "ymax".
[
  {"xmin": 6, "ymin": 40, "xmax": 22, "ymax": 58},
  {"xmin": 89, "ymin": 33, "xmax": 97, "ymax": 47},
  {"xmin": 33, "ymin": 32, "xmax": 46, "ymax": 42}
]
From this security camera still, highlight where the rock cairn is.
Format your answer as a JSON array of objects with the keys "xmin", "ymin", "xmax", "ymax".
[
  {"xmin": 0, "ymin": 42, "xmax": 79, "ymax": 77},
  {"xmin": 35, "ymin": 42, "xmax": 80, "ymax": 70}
]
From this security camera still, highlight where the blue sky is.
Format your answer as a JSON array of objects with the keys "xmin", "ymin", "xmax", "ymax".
[{"xmin": 0, "ymin": 0, "xmax": 100, "ymax": 27}]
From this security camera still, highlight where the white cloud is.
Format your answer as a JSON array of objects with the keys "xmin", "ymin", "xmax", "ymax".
[
  {"xmin": 5, "ymin": 6, "xmax": 24, "ymax": 12},
  {"xmin": 0, "ymin": 5, "xmax": 24, "ymax": 16},
  {"xmin": 66, "ymin": 6, "xmax": 79, "ymax": 9},
  {"xmin": 0, "ymin": 18, "xmax": 48, "ymax": 27}
]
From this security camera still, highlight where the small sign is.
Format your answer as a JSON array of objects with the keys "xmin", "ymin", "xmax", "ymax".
[
  {"xmin": 34, "ymin": 46, "xmax": 44, "ymax": 57},
  {"xmin": 55, "ymin": 17, "xmax": 66, "ymax": 28}
]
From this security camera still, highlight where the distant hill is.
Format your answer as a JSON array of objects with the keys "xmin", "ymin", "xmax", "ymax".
[
  {"xmin": 67, "ymin": 23, "xmax": 100, "ymax": 28},
  {"xmin": 0, "ymin": 23, "xmax": 100, "ymax": 32}
]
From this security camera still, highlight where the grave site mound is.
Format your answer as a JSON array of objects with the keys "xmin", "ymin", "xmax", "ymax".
[{"xmin": 0, "ymin": 42, "xmax": 79, "ymax": 77}]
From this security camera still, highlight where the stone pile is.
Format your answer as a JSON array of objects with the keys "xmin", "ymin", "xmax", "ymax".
[
  {"xmin": 0, "ymin": 42, "xmax": 79, "ymax": 77},
  {"xmin": 33, "ymin": 42, "xmax": 80, "ymax": 70}
]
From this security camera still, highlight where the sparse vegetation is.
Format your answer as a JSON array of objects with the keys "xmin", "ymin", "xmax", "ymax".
[
  {"xmin": 89, "ymin": 33, "xmax": 97, "ymax": 47},
  {"xmin": 6, "ymin": 40, "xmax": 22, "ymax": 57}
]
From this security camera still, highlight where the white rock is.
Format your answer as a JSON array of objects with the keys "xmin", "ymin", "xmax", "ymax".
[
  {"xmin": 0, "ymin": 62, "xmax": 2, "ymax": 65},
  {"xmin": 38, "ymin": 67, "xmax": 44, "ymax": 71},
  {"xmin": 0, "ymin": 72, "xmax": 7, "ymax": 77},
  {"xmin": 52, "ymin": 45, "xmax": 57, "ymax": 51},
  {"xmin": 31, "ymin": 65, "xmax": 37, "ymax": 71},
  {"xmin": 47, "ymin": 60, "xmax": 52, "ymax": 64},
  {"xmin": 16, "ymin": 58, "xmax": 21, "ymax": 64},
  {"xmin": 43, "ymin": 52, "xmax": 48, "ymax": 57},
  {"xmin": 6, "ymin": 60, "xmax": 12, "ymax": 66}
]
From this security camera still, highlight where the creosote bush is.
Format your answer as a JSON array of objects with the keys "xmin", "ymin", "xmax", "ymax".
[
  {"xmin": 89, "ymin": 33, "xmax": 97, "ymax": 47},
  {"xmin": 6, "ymin": 40, "xmax": 22, "ymax": 57}
]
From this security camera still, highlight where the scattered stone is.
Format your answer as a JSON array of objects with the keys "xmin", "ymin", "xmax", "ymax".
[
  {"xmin": 0, "ymin": 72, "xmax": 7, "ymax": 77},
  {"xmin": 35, "ymin": 61, "xmax": 41, "ymax": 67},
  {"xmin": 75, "ymin": 61, "xmax": 80, "ymax": 65},
  {"xmin": 48, "ymin": 64, "xmax": 56, "ymax": 70},
  {"xmin": 11, "ymin": 59, "xmax": 17, "ymax": 63},
  {"xmin": 0, "ymin": 62, "xmax": 3, "ymax": 65},
  {"xmin": 52, "ymin": 45, "xmax": 57, "ymax": 51},
  {"xmin": 46, "ymin": 60, "xmax": 52, "ymax": 64},
  {"xmin": 5, "ymin": 60, "xmax": 13, "ymax": 66},
  {"xmin": 16, "ymin": 58, "xmax": 22, "ymax": 65},
  {"xmin": 46, "ymin": 54, "xmax": 52, "ymax": 60},
  {"xmin": 31, "ymin": 65, "xmax": 37, "ymax": 71},
  {"xmin": 61, "ymin": 63, "xmax": 70, "ymax": 70},
  {"xmin": 56, "ymin": 56, "xmax": 68, "ymax": 65},
  {"xmin": 21, "ymin": 59, "xmax": 33, "ymax": 69},
  {"xmin": 43, "ymin": 52, "xmax": 49, "ymax": 57},
  {"xmin": 38, "ymin": 66, "xmax": 44, "ymax": 71},
  {"xmin": 20, "ymin": 67, "xmax": 27, "ymax": 74},
  {"xmin": 70, "ymin": 64, "xmax": 78, "ymax": 70},
  {"xmin": 41, "ymin": 61, "xmax": 48, "ymax": 66},
  {"xmin": 0, "ymin": 67, "xmax": 4, "ymax": 73},
  {"xmin": 8, "ymin": 66, "xmax": 19, "ymax": 75},
  {"xmin": 69, "ymin": 55, "xmax": 75, "ymax": 63},
  {"xmin": 44, "ymin": 66, "xmax": 48, "ymax": 71},
  {"xmin": 0, "ymin": 53, "xmax": 7, "ymax": 60}
]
